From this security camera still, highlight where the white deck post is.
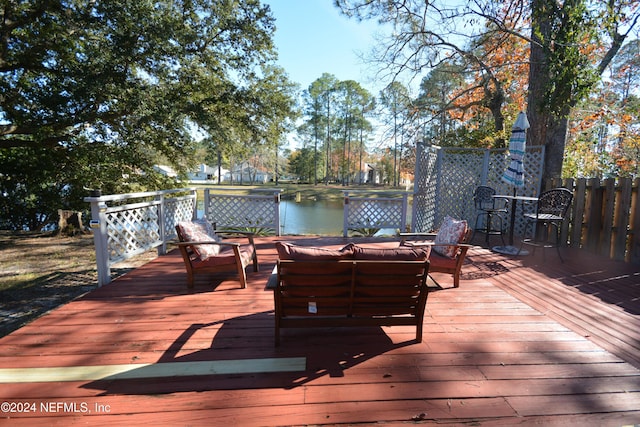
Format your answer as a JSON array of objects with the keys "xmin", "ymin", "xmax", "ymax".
[
  {"xmin": 87, "ymin": 198, "xmax": 111, "ymax": 287},
  {"xmin": 274, "ymin": 191, "xmax": 281, "ymax": 236},
  {"xmin": 401, "ymin": 192, "xmax": 408, "ymax": 233},
  {"xmin": 343, "ymin": 192, "xmax": 349, "ymax": 237}
]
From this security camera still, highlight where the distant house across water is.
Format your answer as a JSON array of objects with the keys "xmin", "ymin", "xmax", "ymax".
[
  {"xmin": 154, "ymin": 164, "xmax": 229, "ymax": 184},
  {"xmin": 225, "ymin": 162, "xmax": 271, "ymax": 184}
]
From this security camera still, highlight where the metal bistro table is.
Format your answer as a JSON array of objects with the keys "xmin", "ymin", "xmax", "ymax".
[{"xmin": 491, "ymin": 194, "xmax": 538, "ymax": 256}]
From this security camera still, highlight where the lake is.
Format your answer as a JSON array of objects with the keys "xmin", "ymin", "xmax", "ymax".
[
  {"xmin": 199, "ymin": 199, "xmax": 400, "ymax": 236},
  {"xmin": 279, "ymin": 199, "xmax": 401, "ymax": 236},
  {"xmin": 279, "ymin": 199, "xmax": 344, "ymax": 235}
]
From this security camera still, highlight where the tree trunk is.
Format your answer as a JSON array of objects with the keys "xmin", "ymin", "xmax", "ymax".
[
  {"xmin": 544, "ymin": 113, "xmax": 570, "ymax": 182},
  {"xmin": 58, "ymin": 210, "xmax": 84, "ymax": 236},
  {"xmin": 527, "ymin": 0, "xmax": 564, "ymax": 181}
]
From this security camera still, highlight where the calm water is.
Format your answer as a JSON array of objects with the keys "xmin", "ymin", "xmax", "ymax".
[
  {"xmin": 279, "ymin": 199, "xmax": 344, "ymax": 235},
  {"xmin": 280, "ymin": 200, "xmax": 401, "ymax": 236},
  {"xmin": 199, "ymin": 199, "xmax": 401, "ymax": 236}
]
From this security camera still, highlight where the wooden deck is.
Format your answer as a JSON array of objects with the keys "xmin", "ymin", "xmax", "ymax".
[{"xmin": 1, "ymin": 236, "xmax": 639, "ymax": 426}]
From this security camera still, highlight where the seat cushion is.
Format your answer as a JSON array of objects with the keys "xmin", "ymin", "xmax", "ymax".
[
  {"xmin": 275, "ymin": 242, "xmax": 355, "ymax": 260},
  {"xmin": 192, "ymin": 244, "xmax": 254, "ymax": 268},
  {"xmin": 353, "ymin": 245, "xmax": 430, "ymax": 260},
  {"xmin": 434, "ymin": 216, "xmax": 468, "ymax": 258},
  {"xmin": 177, "ymin": 219, "xmax": 221, "ymax": 260}
]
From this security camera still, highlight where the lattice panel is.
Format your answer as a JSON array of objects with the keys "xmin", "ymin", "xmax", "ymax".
[
  {"xmin": 106, "ymin": 204, "xmax": 161, "ymax": 263},
  {"xmin": 412, "ymin": 145, "xmax": 545, "ymax": 237},
  {"xmin": 347, "ymin": 198, "xmax": 404, "ymax": 229},
  {"xmin": 436, "ymin": 149, "xmax": 485, "ymax": 227},
  {"xmin": 163, "ymin": 196, "xmax": 196, "ymax": 239},
  {"xmin": 207, "ymin": 195, "xmax": 277, "ymax": 230},
  {"xmin": 412, "ymin": 144, "xmax": 438, "ymax": 232}
]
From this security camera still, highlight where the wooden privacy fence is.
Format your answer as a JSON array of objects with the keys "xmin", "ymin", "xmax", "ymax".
[{"xmin": 546, "ymin": 177, "xmax": 640, "ymax": 263}]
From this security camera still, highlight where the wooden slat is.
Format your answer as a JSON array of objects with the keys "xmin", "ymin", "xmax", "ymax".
[{"xmin": 0, "ymin": 236, "xmax": 639, "ymax": 426}]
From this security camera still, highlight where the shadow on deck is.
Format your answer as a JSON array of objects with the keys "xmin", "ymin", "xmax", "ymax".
[{"xmin": 0, "ymin": 235, "xmax": 639, "ymax": 426}]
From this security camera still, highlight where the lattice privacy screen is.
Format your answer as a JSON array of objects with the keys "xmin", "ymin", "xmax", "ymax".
[{"xmin": 412, "ymin": 144, "xmax": 545, "ymax": 237}]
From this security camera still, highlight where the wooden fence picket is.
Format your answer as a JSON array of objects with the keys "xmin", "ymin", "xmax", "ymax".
[{"xmin": 546, "ymin": 177, "xmax": 640, "ymax": 263}]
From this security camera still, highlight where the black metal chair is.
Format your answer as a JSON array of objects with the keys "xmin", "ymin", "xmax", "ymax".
[
  {"xmin": 519, "ymin": 188, "xmax": 573, "ymax": 261},
  {"xmin": 471, "ymin": 186, "xmax": 508, "ymax": 246}
]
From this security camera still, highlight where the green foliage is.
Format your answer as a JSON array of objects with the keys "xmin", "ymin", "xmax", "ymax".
[
  {"xmin": 297, "ymin": 74, "xmax": 374, "ymax": 184},
  {"xmin": 337, "ymin": 0, "xmax": 639, "ymax": 181},
  {"xmin": 532, "ymin": 0, "xmax": 600, "ymax": 116},
  {"xmin": 288, "ymin": 147, "xmax": 326, "ymax": 183},
  {"xmin": 0, "ymin": 0, "xmax": 297, "ymax": 230},
  {"xmin": 349, "ymin": 227, "xmax": 381, "ymax": 237},
  {"xmin": 563, "ymin": 39, "xmax": 640, "ymax": 179}
]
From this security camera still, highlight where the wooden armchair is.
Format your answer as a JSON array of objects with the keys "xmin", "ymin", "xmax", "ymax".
[
  {"xmin": 399, "ymin": 216, "xmax": 471, "ymax": 288},
  {"xmin": 175, "ymin": 221, "xmax": 258, "ymax": 289}
]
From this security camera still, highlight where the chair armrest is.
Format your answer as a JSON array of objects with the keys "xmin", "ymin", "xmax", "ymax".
[
  {"xmin": 399, "ymin": 232, "xmax": 437, "ymax": 238},
  {"xmin": 491, "ymin": 196, "xmax": 510, "ymax": 209},
  {"xmin": 213, "ymin": 230, "xmax": 256, "ymax": 245},
  {"xmin": 437, "ymin": 243, "xmax": 473, "ymax": 249},
  {"xmin": 399, "ymin": 232, "xmax": 437, "ymax": 245},
  {"xmin": 213, "ymin": 229, "xmax": 255, "ymax": 237},
  {"xmin": 403, "ymin": 241, "xmax": 473, "ymax": 249},
  {"xmin": 177, "ymin": 240, "xmax": 240, "ymax": 248}
]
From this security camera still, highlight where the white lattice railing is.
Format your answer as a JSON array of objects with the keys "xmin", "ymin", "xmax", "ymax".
[
  {"xmin": 85, "ymin": 188, "xmax": 197, "ymax": 286},
  {"xmin": 343, "ymin": 191, "xmax": 409, "ymax": 237},
  {"xmin": 203, "ymin": 188, "xmax": 282, "ymax": 235}
]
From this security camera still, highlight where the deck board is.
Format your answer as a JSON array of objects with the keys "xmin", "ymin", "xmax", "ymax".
[{"xmin": 1, "ymin": 236, "xmax": 639, "ymax": 425}]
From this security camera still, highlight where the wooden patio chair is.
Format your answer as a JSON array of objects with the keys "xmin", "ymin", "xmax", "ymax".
[
  {"xmin": 399, "ymin": 216, "xmax": 472, "ymax": 288},
  {"xmin": 175, "ymin": 220, "xmax": 258, "ymax": 289}
]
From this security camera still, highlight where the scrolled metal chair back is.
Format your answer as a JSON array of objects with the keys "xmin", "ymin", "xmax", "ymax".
[
  {"xmin": 474, "ymin": 186, "xmax": 497, "ymax": 210},
  {"xmin": 537, "ymin": 188, "xmax": 573, "ymax": 218}
]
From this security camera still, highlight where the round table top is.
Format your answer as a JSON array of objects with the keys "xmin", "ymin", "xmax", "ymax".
[{"xmin": 493, "ymin": 194, "xmax": 538, "ymax": 201}]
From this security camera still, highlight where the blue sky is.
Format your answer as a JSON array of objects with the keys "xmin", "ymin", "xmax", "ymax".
[{"xmin": 264, "ymin": 0, "xmax": 385, "ymax": 94}]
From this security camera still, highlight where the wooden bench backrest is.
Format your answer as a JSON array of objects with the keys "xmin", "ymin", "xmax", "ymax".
[{"xmin": 275, "ymin": 259, "xmax": 430, "ymax": 318}]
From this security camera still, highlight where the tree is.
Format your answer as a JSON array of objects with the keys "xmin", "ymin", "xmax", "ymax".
[
  {"xmin": 300, "ymin": 74, "xmax": 341, "ymax": 184},
  {"xmin": 0, "ymin": 0, "xmax": 296, "ymax": 230},
  {"xmin": 300, "ymin": 75, "xmax": 335, "ymax": 184},
  {"xmin": 243, "ymin": 65, "xmax": 300, "ymax": 184},
  {"xmin": 288, "ymin": 147, "xmax": 324, "ymax": 183},
  {"xmin": 526, "ymin": 0, "xmax": 638, "ymax": 179},
  {"xmin": 333, "ymin": 80, "xmax": 373, "ymax": 185},
  {"xmin": 379, "ymin": 81, "xmax": 411, "ymax": 186},
  {"xmin": 564, "ymin": 38, "xmax": 640, "ymax": 178},
  {"xmin": 415, "ymin": 62, "xmax": 466, "ymax": 146},
  {"xmin": 299, "ymin": 75, "xmax": 375, "ymax": 185},
  {"xmin": 356, "ymin": 86, "xmax": 376, "ymax": 184},
  {"xmin": 336, "ymin": 0, "xmax": 640, "ymax": 181},
  {"xmin": 336, "ymin": 1, "xmax": 526, "ymax": 143}
]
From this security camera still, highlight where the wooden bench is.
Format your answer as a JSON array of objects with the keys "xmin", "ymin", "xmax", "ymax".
[{"xmin": 273, "ymin": 258, "xmax": 430, "ymax": 346}]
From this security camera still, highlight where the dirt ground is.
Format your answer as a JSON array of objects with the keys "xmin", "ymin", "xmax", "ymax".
[{"xmin": 0, "ymin": 231, "xmax": 158, "ymax": 337}]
